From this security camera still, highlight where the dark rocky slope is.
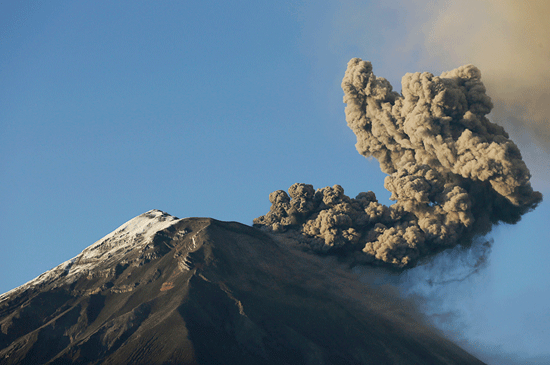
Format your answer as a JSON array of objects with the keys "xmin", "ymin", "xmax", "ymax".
[{"xmin": 0, "ymin": 211, "xmax": 485, "ymax": 364}]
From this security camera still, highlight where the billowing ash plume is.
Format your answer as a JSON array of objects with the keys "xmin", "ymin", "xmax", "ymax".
[
  {"xmin": 254, "ymin": 58, "xmax": 542, "ymax": 269},
  {"xmin": 418, "ymin": 0, "xmax": 550, "ymax": 153}
]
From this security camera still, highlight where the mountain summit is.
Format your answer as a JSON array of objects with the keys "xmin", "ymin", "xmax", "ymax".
[{"xmin": 0, "ymin": 210, "xmax": 485, "ymax": 364}]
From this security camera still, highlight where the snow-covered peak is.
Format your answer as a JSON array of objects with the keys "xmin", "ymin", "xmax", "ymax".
[
  {"xmin": 0, "ymin": 210, "xmax": 182, "ymax": 302},
  {"xmin": 79, "ymin": 209, "xmax": 180, "ymax": 262}
]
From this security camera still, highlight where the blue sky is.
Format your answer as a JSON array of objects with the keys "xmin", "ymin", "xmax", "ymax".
[{"xmin": 1, "ymin": 1, "xmax": 549, "ymax": 363}]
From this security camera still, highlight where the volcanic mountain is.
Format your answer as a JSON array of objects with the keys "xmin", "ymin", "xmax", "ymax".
[{"xmin": 0, "ymin": 210, "xmax": 485, "ymax": 364}]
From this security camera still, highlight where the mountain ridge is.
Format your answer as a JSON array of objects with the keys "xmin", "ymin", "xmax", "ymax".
[
  {"xmin": 0, "ymin": 210, "xmax": 182, "ymax": 303},
  {"xmin": 0, "ymin": 210, "xmax": 486, "ymax": 364}
]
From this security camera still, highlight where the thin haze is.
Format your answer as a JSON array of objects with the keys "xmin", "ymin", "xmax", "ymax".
[
  {"xmin": 419, "ymin": 0, "xmax": 550, "ymax": 151},
  {"xmin": 394, "ymin": 0, "xmax": 550, "ymax": 191}
]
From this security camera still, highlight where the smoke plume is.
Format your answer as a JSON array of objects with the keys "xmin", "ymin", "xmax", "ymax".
[
  {"xmin": 254, "ymin": 59, "xmax": 542, "ymax": 269},
  {"xmin": 417, "ymin": 0, "xmax": 550, "ymax": 154}
]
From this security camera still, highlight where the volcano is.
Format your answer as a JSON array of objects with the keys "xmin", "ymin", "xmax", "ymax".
[{"xmin": 0, "ymin": 210, "xmax": 485, "ymax": 364}]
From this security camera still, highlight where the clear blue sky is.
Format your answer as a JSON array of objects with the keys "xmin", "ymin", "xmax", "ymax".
[{"xmin": 1, "ymin": 1, "xmax": 548, "ymax": 364}]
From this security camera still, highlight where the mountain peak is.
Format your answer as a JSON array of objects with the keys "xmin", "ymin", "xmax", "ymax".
[
  {"xmin": 79, "ymin": 209, "xmax": 180, "ymax": 261},
  {"xmin": 0, "ymin": 214, "xmax": 485, "ymax": 364},
  {"xmin": 0, "ymin": 210, "xmax": 182, "ymax": 302}
]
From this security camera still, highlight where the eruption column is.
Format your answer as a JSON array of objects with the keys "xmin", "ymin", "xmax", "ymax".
[{"xmin": 254, "ymin": 59, "xmax": 542, "ymax": 269}]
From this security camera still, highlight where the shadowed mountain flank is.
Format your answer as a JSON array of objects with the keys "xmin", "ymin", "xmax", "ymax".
[{"xmin": 0, "ymin": 210, "xmax": 485, "ymax": 364}]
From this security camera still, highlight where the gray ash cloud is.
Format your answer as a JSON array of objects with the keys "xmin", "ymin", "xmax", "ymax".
[{"xmin": 254, "ymin": 58, "xmax": 542, "ymax": 269}]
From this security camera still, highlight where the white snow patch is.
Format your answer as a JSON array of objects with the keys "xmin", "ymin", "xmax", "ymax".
[
  {"xmin": 0, "ymin": 210, "xmax": 181, "ymax": 302},
  {"xmin": 79, "ymin": 209, "xmax": 180, "ymax": 261}
]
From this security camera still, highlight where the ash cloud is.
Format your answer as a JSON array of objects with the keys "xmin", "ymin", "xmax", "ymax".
[
  {"xmin": 254, "ymin": 59, "xmax": 542, "ymax": 269},
  {"xmin": 417, "ymin": 0, "xmax": 550, "ymax": 154}
]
